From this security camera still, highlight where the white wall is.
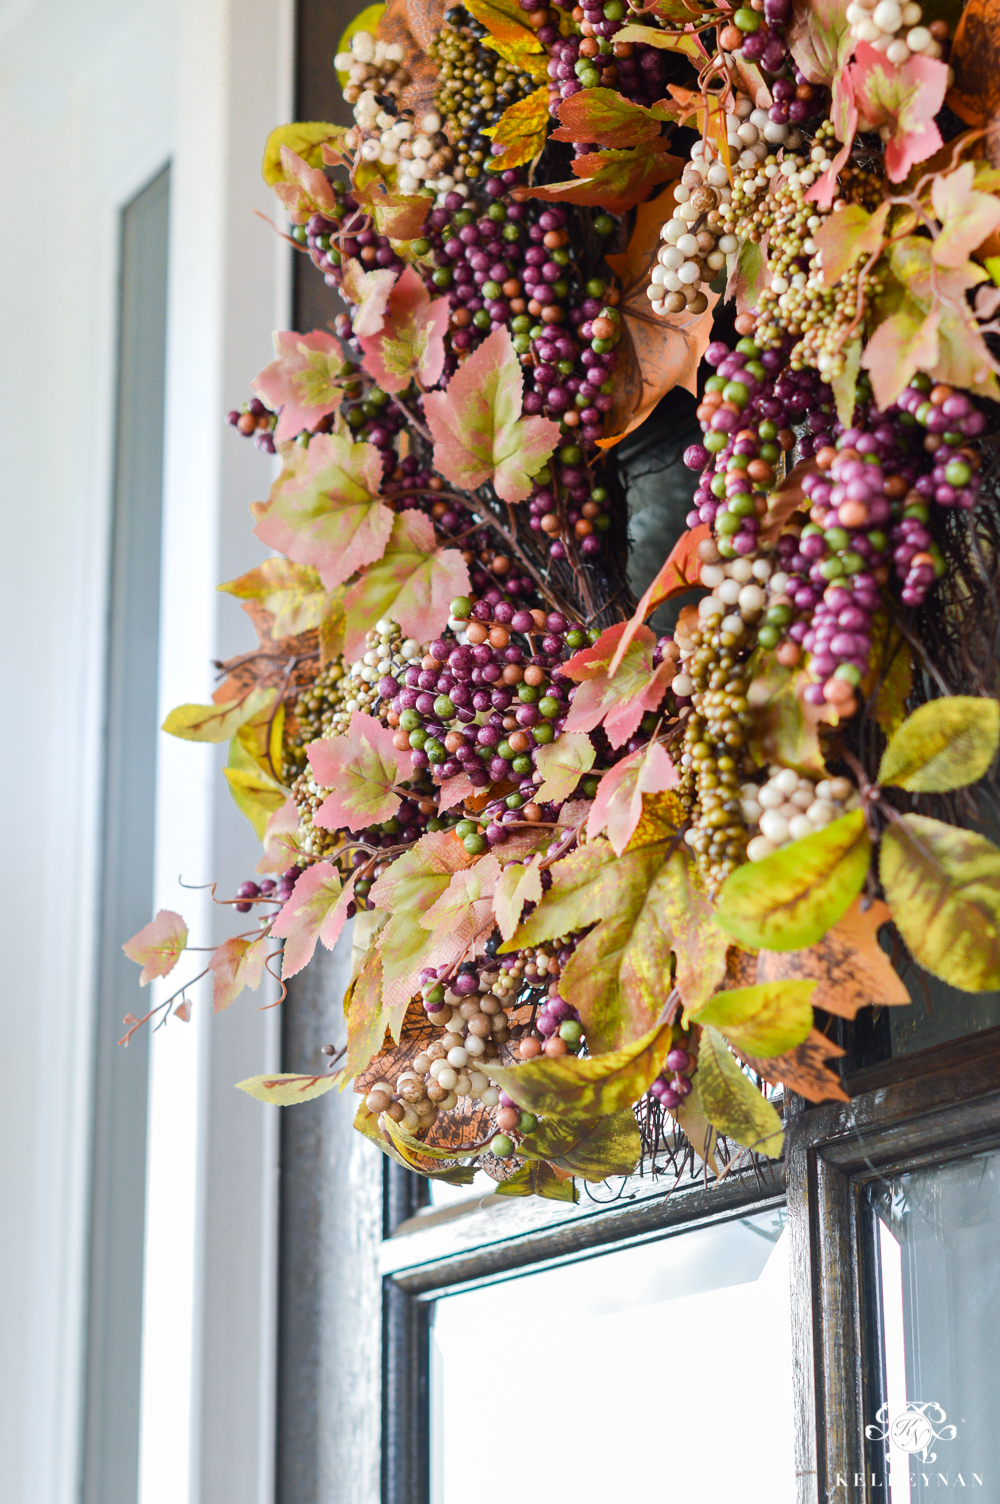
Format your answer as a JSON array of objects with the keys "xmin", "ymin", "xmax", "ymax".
[{"xmin": 0, "ymin": 3, "xmax": 292, "ymax": 1502}]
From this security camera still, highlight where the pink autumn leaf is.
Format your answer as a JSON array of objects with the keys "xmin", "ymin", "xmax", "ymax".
[
  {"xmin": 209, "ymin": 934, "xmax": 269, "ymax": 1013},
  {"xmin": 341, "ymin": 258, "xmax": 398, "ymax": 338},
  {"xmin": 358, "ymin": 266, "xmax": 450, "ymax": 394},
  {"xmin": 586, "ymin": 741, "xmax": 678, "ymax": 855},
  {"xmin": 251, "ymin": 330, "xmax": 345, "ymax": 443},
  {"xmin": 931, "ymin": 162, "xmax": 1000, "ymax": 269},
  {"xmin": 271, "ymin": 862, "xmax": 357, "ymax": 979},
  {"xmin": 272, "ymin": 146, "xmax": 338, "ymax": 223},
  {"xmin": 807, "ymin": 71, "xmax": 857, "ymax": 209},
  {"xmin": 847, "ymin": 44, "xmax": 947, "ymax": 183},
  {"xmin": 342, "ymin": 509, "xmax": 470, "ymax": 660},
  {"xmin": 256, "ymin": 798, "xmax": 306, "ymax": 874},
  {"xmin": 438, "ymin": 770, "xmax": 478, "ymax": 812},
  {"xmin": 252, "ymin": 432, "xmax": 394, "ymax": 591},
  {"xmin": 418, "ymin": 856, "xmax": 502, "ymax": 946},
  {"xmin": 423, "ymin": 326, "xmax": 561, "ymax": 503},
  {"xmin": 122, "ymin": 910, "xmax": 189, "ymax": 986},
  {"xmin": 563, "ymin": 622, "xmax": 675, "ymax": 749},
  {"xmin": 310, "ymin": 711, "xmax": 414, "ymax": 832}
]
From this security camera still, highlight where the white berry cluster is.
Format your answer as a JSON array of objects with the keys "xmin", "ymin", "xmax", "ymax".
[
  {"xmin": 741, "ymin": 770, "xmax": 860, "ymax": 862},
  {"xmin": 651, "ymin": 100, "xmax": 803, "ymax": 319},
  {"xmin": 845, "ymin": 0, "xmax": 942, "ymax": 63},
  {"xmin": 338, "ymin": 30, "xmax": 457, "ymax": 197},
  {"xmin": 673, "ymin": 551, "xmax": 775, "ymax": 700},
  {"xmin": 364, "ymin": 977, "xmax": 509, "ymax": 1134}
]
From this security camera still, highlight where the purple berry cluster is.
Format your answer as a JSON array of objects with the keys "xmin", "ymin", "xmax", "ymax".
[{"xmin": 649, "ymin": 1044, "xmax": 695, "ymax": 1110}]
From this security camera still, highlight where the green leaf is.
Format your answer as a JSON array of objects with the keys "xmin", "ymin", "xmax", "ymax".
[
  {"xmin": 747, "ymin": 656, "xmax": 828, "ymax": 777},
  {"xmin": 533, "ymin": 731, "xmax": 596, "ymax": 804},
  {"xmin": 236, "ymin": 1072, "xmax": 340, "ymax": 1105},
  {"xmin": 832, "ymin": 337, "xmax": 862, "ymax": 429},
  {"xmin": 880, "ymin": 813, "xmax": 1000, "ymax": 991},
  {"xmin": 262, "ymin": 122, "xmax": 347, "ymax": 185},
  {"xmin": 224, "ymin": 735, "xmax": 288, "ymax": 838},
  {"xmin": 493, "ymin": 854, "xmax": 543, "ymax": 942},
  {"xmin": 716, "ymin": 810, "xmax": 871, "ymax": 951},
  {"xmin": 484, "ymin": 1017, "xmax": 674, "ymax": 1123},
  {"xmin": 691, "ymin": 980, "xmax": 816, "ymax": 1056},
  {"xmin": 493, "ymin": 1162, "xmax": 579, "ymax": 1201},
  {"xmin": 162, "ymin": 687, "xmax": 275, "ymax": 743},
  {"xmin": 878, "ymin": 696, "xmax": 999, "ymax": 793},
  {"xmin": 520, "ymin": 1109, "xmax": 641, "ymax": 1180},
  {"xmin": 612, "ymin": 22, "xmax": 706, "ymax": 63},
  {"xmin": 371, "ymin": 830, "xmax": 473, "ymax": 1015},
  {"xmin": 696, "ymin": 1027, "xmax": 784, "ymax": 1158},
  {"xmin": 814, "ymin": 200, "xmax": 890, "ymax": 287}
]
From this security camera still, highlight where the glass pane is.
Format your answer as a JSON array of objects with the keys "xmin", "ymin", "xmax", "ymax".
[
  {"xmin": 430, "ymin": 1209, "xmax": 793, "ymax": 1504},
  {"xmin": 865, "ymin": 1149, "xmax": 1000, "ymax": 1498}
]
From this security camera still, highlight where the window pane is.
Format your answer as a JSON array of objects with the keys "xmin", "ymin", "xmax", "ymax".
[
  {"xmin": 865, "ymin": 1150, "xmax": 1000, "ymax": 1498},
  {"xmin": 430, "ymin": 1209, "xmax": 792, "ymax": 1504}
]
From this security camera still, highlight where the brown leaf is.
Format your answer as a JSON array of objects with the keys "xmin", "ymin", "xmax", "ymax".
[
  {"xmin": 737, "ymin": 1028, "xmax": 849, "ymax": 1104},
  {"xmin": 353, "ymin": 998, "xmax": 437, "ymax": 1095},
  {"xmin": 947, "ymin": 0, "xmax": 1000, "ymax": 163},
  {"xmin": 378, "ymin": 0, "xmax": 443, "ymax": 120},
  {"xmin": 422, "ymin": 1096, "xmax": 495, "ymax": 1155},
  {"xmin": 757, "ymin": 459, "xmax": 816, "ymax": 545},
  {"xmin": 755, "ymin": 897, "xmax": 910, "ymax": 1021}
]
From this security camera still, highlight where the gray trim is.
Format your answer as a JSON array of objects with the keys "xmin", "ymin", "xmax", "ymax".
[
  {"xmin": 83, "ymin": 164, "xmax": 170, "ymax": 1504},
  {"xmin": 276, "ymin": 936, "xmax": 383, "ymax": 1504}
]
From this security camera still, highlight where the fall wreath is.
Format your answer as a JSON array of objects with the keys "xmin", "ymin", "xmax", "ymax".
[{"xmin": 123, "ymin": 0, "xmax": 1000, "ymax": 1198}]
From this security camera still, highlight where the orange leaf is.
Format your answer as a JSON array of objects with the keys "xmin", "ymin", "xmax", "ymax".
[
  {"xmin": 758, "ymin": 459, "xmax": 816, "ymax": 546},
  {"xmin": 608, "ymin": 524, "xmax": 708, "ymax": 676},
  {"xmin": 737, "ymin": 1029, "xmax": 849, "ymax": 1104},
  {"xmin": 755, "ymin": 897, "xmax": 910, "ymax": 1021}
]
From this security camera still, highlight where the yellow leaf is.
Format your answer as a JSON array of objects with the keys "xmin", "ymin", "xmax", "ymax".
[{"xmin": 483, "ymin": 87, "xmax": 551, "ymax": 170}]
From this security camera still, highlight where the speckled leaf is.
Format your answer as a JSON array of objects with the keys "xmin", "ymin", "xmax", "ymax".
[
  {"xmin": 237, "ymin": 1072, "xmax": 340, "ymax": 1105},
  {"xmin": 881, "ymin": 814, "xmax": 1000, "ymax": 991},
  {"xmin": 483, "ymin": 1016, "xmax": 674, "ymax": 1122},
  {"xmin": 691, "ymin": 980, "xmax": 815, "ymax": 1057},
  {"xmin": 696, "ymin": 1026, "xmax": 783, "ymax": 1158},
  {"xmin": 747, "ymin": 657, "xmax": 828, "ymax": 777},
  {"xmin": 520, "ymin": 1109, "xmax": 641, "ymax": 1180},
  {"xmin": 717, "ymin": 810, "xmax": 871, "ymax": 952},
  {"xmin": 878, "ymin": 695, "xmax": 999, "ymax": 793},
  {"xmin": 756, "ymin": 897, "xmax": 909, "ymax": 1020},
  {"xmin": 674, "ymin": 1079, "xmax": 718, "ymax": 1173},
  {"xmin": 736, "ymin": 1028, "xmax": 848, "ymax": 1104}
]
